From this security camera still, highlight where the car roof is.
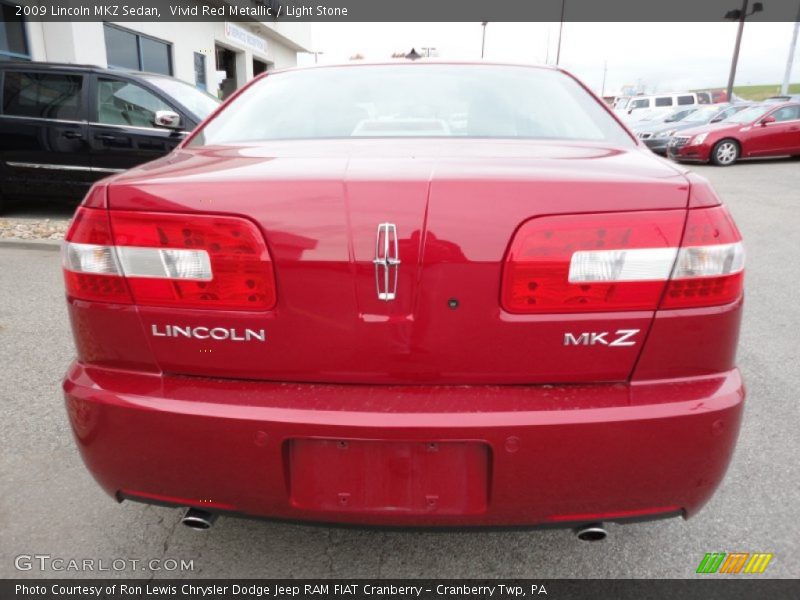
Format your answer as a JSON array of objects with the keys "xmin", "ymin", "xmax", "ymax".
[
  {"xmin": 0, "ymin": 61, "xmax": 170, "ymax": 81},
  {"xmin": 0, "ymin": 61, "xmax": 102, "ymax": 71},
  {"xmin": 626, "ymin": 92, "xmax": 699, "ymax": 99},
  {"xmin": 760, "ymin": 101, "xmax": 800, "ymax": 109}
]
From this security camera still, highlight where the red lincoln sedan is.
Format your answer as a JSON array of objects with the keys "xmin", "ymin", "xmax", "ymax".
[
  {"xmin": 62, "ymin": 63, "xmax": 745, "ymax": 539},
  {"xmin": 668, "ymin": 102, "xmax": 800, "ymax": 165}
]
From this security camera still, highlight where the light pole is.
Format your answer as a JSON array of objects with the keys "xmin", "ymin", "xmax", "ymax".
[
  {"xmin": 724, "ymin": 1, "xmax": 763, "ymax": 102},
  {"xmin": 601, "ymin": 60, "xmax": 608, "ymax": 97},
  {"xmin": 781, "ymin": 3, "xmax": 800, "ymax": 95},
  {"xmin": 556, "ymin": 0, "xmax": 566, "ymax": 65},
  {"xmin": 545, "ymin": 28, "xmax": 551, "ymax": 64},
  {"xmin": 310, "ymin": 51, "xmax": 323, "ymax": 64},
  {"xmin": 481, "ymin": 22, "xmax": 488, "ymax": 59}
]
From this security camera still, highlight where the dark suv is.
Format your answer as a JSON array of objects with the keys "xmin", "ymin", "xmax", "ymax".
[{"xmin": 0, "ymin": 62, "xmax": 220, "ymax": 212}]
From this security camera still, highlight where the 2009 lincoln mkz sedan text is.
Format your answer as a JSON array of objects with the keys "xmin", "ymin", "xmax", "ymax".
[{"xmin": 61, "ymin": 62, "xmax": 745, "ymax": 536}]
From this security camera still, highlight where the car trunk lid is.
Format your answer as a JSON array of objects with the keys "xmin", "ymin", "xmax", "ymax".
[{"xmin": 106, "ymin": 139, "xmax": 689, "ymax": 384}]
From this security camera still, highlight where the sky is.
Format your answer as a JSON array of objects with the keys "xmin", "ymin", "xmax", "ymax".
[{"xmin": 296, "ymin": 22, "xmax": 800, "ymax": 96}]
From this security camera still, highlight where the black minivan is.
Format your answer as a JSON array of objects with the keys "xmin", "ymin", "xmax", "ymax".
[{"xmin": 0, "ymin": 62, "xmax": 220, "ymax": 212}]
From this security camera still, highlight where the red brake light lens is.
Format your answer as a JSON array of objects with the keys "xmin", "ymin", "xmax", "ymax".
[
  {"xmin": 110, "ymin": 211, "xmax": 276, "ymax": 311},
  {"xmin": 63, "ymin": 208, "xmax": 276, "ymax": 311},
  {"xmin": 62, "ymin": 208, "xmax": 132, "ymax": 304},
  {"xmin": 502, "ymin": 207, "xmax": 744, "ymax": 314},
  {"xmin": 502, "ymin": 210, "xmax": 686, "ymax": 313},
  {"xmin": 661, "ymin": 206, "xmax": 744, "ymax": 308}
]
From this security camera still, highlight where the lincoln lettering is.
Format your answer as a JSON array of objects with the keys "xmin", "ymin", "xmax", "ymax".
[{"xmin": 151, "ymin": 324, "xmax": 266, "ymax": 342}]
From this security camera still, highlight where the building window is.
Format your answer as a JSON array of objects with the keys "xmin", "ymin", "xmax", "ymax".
[
  {"xmin": 3, "ymin": 71, "xmax": 84, "ymax": 120},
  {"xmin": 194, "ymin": 52, "xmax": 207, "ymax": 91},
  {"xmin": 103, "ymin": 24, "xmax": 172, "ymax": 76},
  {"xmin": 1, "ymin": 2, "xmax": 30, "ymax": 61}
]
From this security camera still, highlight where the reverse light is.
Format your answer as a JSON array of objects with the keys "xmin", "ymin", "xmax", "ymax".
[
  {"xmin": 63, "ymin": 207, "xmax": 276, "ymax": 310},
  {"xmin": 63, "ymin": 242, "xmax": 121, "ymax": 276},
  {"xmin": 502, "ymin": 206, "xmax": 743, "ymax": 314},
  {"xmin": 116, "ymin": 247, "xmax": 212, "ymax": 280},
  {"xmin": 672, "ymin": 243, "xmax": 744, "ymax": 279},
  {"xmin": 569, "ymin": 248, "xmax": 677, "ymax": 282}
]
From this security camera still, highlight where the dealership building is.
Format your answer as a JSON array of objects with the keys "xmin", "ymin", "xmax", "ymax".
[{"xmin": 1, "ymin": 2, "xmax": 311, "ymax": 98}]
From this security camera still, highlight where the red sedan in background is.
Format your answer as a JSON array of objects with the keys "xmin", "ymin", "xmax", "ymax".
[
  {"xmin": 668, "ymin": 102, "xmax": 800, "ymax": 165},
  {"xmin": 61, "ymin": 63, "xmax": 746, "ymax": 538}
]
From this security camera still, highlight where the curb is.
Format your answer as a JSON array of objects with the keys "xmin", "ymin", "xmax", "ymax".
[{"xmin": 0, "ymin": 237, "xmax": 62, "ymax": 251}]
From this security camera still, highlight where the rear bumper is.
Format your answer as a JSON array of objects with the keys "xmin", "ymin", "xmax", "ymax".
[{"xmin": 63, "ymin": 363, "xmax": 744, "ymax": 527}]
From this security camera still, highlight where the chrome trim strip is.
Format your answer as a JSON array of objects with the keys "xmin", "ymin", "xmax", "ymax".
[
  {"xmin": 92, "ymin": 166, "xmax": 127, "ymax": 173},
  {"xmin": 0, "ymin": 114, "xmax": 187, "ymax": 135},
  {"xmin": 0, "ymin": 114, "xmax": 87, "ymax": 125},
  {"xmin": 5, "ymin": 161, "xmax": 125, "ymax": 174},
  {"xmin": 7, "ymin": 161, "xmax": 91, "ymax": 172},
  {"xmin": 373, "ymin": 222, "xmax": 400, "ymax": 301},
  {"xmin": 89, "ymin": 122, "xmax": 188, "ymax": 135}
]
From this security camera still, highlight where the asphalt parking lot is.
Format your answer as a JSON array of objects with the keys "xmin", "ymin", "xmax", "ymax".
[{"xmin": 0, "ymin": 158, "xmax": 798, "ymax": 579}]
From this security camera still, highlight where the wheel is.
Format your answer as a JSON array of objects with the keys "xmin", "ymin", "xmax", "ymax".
[{"xmin": 710, "ymin": 139, "xmax": 740, "ymax": 166}]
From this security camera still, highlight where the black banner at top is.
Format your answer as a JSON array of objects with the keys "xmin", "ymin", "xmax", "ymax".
[{"xmin": 8, "ymin": 0, "xmax": 800, "ymax": 22}]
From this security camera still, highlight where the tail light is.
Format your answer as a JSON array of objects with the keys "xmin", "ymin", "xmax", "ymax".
[
  {"xmin": 63, "ymin": 208, "xmax": 276, "ymax": 311},
  {"xmin": 502, "ymin": 207, "xmax": 743, "ymax": 313},
  {"xmin": 661, "ymin": 206, "xmax": 744, "ymax": 308}
]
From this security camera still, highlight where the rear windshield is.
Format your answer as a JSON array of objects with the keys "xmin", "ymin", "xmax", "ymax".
[{"xmin": 191, "ymin": 64, "xmax": 634, "ymax": 146}]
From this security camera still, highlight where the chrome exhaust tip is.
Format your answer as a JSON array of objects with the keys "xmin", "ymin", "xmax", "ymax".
[
  {"xmin": 575, "ymin": 523, "xmax": 607, "ymax": 542},
  {"xmin": 181, "ymin": 508, "xmax": 217, "ymax": 530}
]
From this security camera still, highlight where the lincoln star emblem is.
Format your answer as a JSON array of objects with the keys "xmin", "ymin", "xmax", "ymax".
[{"xmin": 373, "ymin": 222, "xmax": 400, "ymax": 301}]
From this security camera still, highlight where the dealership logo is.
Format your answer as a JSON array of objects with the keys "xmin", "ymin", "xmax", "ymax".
[{"xmin": 696, "ymin": 552, "xmax": 773, "ymax": 574}]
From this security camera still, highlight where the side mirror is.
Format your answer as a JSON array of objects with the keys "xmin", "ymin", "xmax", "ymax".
[
  {"xmin": 154, "ymin": 110, "xmax": 182, "ymax": 130},
  {"xmin": 759, "ymin": 115, "xmax": 776, "ymax": 126}
]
